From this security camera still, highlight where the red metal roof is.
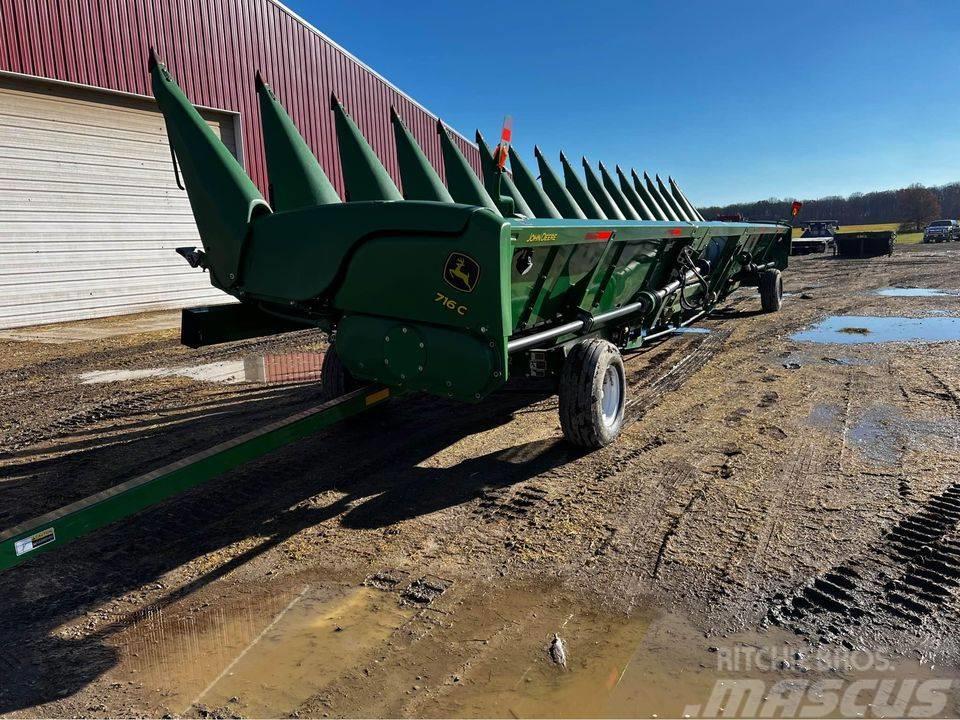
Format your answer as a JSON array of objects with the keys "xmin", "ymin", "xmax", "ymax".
[{"xmin": 0, "ymin": 0, "xmax": 480, "ymax": 196}]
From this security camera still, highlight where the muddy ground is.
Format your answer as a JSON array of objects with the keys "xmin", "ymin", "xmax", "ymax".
[{"xmin": 2, "ymin": 244, "xmax": 960, "ymax": 718}]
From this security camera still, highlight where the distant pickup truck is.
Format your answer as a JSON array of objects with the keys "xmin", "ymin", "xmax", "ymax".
[
  {"xmin": 923, "ymin": 220, "xmax": 960, "ymax": 243},
  {"xmin": 791, "ymin": 221, "xmax": 838, "ymax": 255}
]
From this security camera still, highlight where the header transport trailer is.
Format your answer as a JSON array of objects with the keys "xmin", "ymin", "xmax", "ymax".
[
  {"xmin": 152, "ymin": 51, "xmax": 790, "ymax": 449},
  {"xmin": 0, "ymin": 55, "xmax": 793, "ymax": 572}
]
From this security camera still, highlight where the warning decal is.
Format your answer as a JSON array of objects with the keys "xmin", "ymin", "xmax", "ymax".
[{"xmin": 14, "ymin": 527, "xmax": 56, "ymax": 556}]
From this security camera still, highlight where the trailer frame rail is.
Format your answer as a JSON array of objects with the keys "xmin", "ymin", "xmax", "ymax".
[{"xmin": 0, "ymin": 385, "xmax": 390, "ymax": 572}]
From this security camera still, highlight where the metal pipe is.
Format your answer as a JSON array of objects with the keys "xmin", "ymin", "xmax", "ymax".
[
  {"xmin": 740, "ymin": 260, "xmax": 775, "ymax": 276},
  {"xmin": 507, "ymin": 319, "xmax": 587, "ymax": 352},
  {"xmin": 508, "ymin": 296, "xmax": 660, "ymax": 352},
  {"xmin": 508, "ymin": 272, "xmax": 696, "ymax": 353},
  {"xmin": 641, "ymin": 309, "xmax": 708, "ymax": 344},
  {"xmin": 507, "ymin": 267, "xmax": 704, "ymax": 353},
  {"xmin": 591, "ymin": 297, "xmax": 652, "ymax": 325}
]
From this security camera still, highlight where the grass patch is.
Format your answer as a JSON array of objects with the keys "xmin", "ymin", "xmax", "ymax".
[
  {"xmin": 896, "ymin": 232, "xmax": 923, "ymax": 245},
  {"xmin": 838, "ymin": 223, "xmax": 900, "ymax": 233}
]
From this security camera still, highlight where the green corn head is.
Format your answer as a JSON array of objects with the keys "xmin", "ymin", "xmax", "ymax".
[{"xmin": 150, "ymin": 52, "xmax": 789, "ymax": 411}]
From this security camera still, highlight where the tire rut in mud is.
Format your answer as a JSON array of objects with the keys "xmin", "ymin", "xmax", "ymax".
[
  {"xmin": 768, "ymin": 482, "xmax": 960, "ymax": 646},
  {"xmin": 625, "ymin": 328, "xmax": 733, "ymax": 421}
]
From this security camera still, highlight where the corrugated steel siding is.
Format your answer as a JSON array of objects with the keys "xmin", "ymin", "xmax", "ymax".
[
  {"xmin": 0, "ymin": 76, "xmax": 237, "ymax": 327},
  {"xmin": 0, "ymin": 0, "xmax": 480, "ymax": 197}
]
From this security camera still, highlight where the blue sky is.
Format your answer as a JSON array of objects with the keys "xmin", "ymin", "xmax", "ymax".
[{"xmin": 287, "ymin": 0, "xmax": 960, "ymax": 206}]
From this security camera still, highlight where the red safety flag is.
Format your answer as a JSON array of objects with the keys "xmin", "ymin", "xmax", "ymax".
[
  {"xmin": 791, "ymin": 200, "xmax": 803, "ymax": 217},
  {"xmin": 494, "ymin": 115, "xmax": 513, "ymax": 170}
]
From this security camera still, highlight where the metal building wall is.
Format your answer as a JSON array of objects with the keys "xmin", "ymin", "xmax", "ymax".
[{"xmin": 0, "ymin": 0, "xmax": 480, "ymax": 197}]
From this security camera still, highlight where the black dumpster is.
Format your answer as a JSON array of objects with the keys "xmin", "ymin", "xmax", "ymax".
[{"xmin": 834, "ymin": 231, "xmax": 895, "ymax": 258}]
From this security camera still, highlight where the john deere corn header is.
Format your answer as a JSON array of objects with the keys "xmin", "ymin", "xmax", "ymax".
[
  {"xmin": 152, "ymin": 51, "xmax": 789, "ymax": 448},
  {"xmin": 0, "ymin": 54, "xmax": 795, "ymax": 571}
]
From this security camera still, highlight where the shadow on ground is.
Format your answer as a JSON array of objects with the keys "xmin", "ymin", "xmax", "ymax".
[{"xmin": 0, "ymin": 381, "xmax": 575, "ymax": 712}]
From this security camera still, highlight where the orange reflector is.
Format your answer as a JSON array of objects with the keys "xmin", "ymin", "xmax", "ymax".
[
  {"xmin": 669, "ymin": 228, "xmax": 683, "ymax": 236},
  {"xmin": 365, "ymin": 388, "xmax": 390, "ymax": 405},
  {"xmin": 585, "ymin": 231, "xmax": 613, "ymax": 241}
]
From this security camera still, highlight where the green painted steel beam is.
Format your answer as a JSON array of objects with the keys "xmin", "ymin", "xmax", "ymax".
[
  {"xmin": 256, "ymin": 72, "xmax": 341, "ymax": 210},
  {"xmin": 535, "ymin": 146, "xmax": 586, "ymax": 219},
  {"xmin": 331, "ymin": 94, "xmax": 403, "ymax": 202},
  {"xmin": 507, "ymin": 147, "xmax": 561, "ymax": 219},
  {"xmin": 390, "ymin": 107, "xmax": 453, "ymax": 203},
  {"xmin": 560, "ymin": 151, "xmax": 606, "ymax": 219},
  {"xmin": 598, "ymin": 162, "xmax": 639, "ymax": 221},
  {"xmin": 437, "ymin": 120, "xmax": 499, "ymax": 213},
  {"xmin": 0, "ymin": 386, "xmax": 392, "ymax": 573},
  {"xmin": 476, "ymin": 131, "xmax": 533, "ymax": 217},
  {"xmin": 583, "ymin": 158, "xmax": 625, "ymax": 220},
  {"xmin": 616, "ymin": 165, "xmax": 655, "ymax": 220}
]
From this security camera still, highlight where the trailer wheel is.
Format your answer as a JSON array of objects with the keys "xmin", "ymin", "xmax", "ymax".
[
  {"xmin": 759, "ymin": 269, "xmax": 783, "ymax": 313},
  {"xmin": 320, "ymin": 347, "xmax": 358, "ymax": 399},
  {"xmin": 558, "ymin": 339, "xmax": 626, "ymax": 449}
]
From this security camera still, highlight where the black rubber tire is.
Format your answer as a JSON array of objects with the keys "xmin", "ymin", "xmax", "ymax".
[
  {"xmin": 759, "ymin": 268, "xmax": 783, "ymax": 313},
  {"xmin": 558, "ymin": 339, "xmax": 626, "ymax": 449},
  {"xmin": 320, "ymin": 346, "xmax": 358, "ymax": 399}
]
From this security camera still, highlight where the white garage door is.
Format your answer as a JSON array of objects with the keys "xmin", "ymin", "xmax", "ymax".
[{"xmin": 0, "ymin": 75, "xmax": 240, "ymax": 329}]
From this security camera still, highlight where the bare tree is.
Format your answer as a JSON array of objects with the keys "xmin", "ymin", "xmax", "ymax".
[
  {"xmin": 701, "ymin": 181, "xmax": 960, "ymax": 226},
  {"xmin": 897, "ymin": 184, "xmax": 941, "ymax": 232}
]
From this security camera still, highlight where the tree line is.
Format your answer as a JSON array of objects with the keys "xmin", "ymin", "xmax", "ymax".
[{"xmin": 699, "ymin": 182, "xmax": 958, "ymax": 231}]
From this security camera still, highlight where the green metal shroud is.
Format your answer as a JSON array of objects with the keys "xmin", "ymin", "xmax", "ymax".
[
  {"xmin": 0, "ymin": 386, "xmax": 391, "ymax": 572},
  {"xmin": 148, "ymin": 54, "xmax": 790, "ymax": 406},
  {"xmin": 256, "ymin": 73, "xmax": 341, "ymax": 210}
]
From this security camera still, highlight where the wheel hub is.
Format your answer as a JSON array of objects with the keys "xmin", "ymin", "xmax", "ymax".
[{"xmin": 601, "ymin": 366, "xmax": 622, "ymax": 429}]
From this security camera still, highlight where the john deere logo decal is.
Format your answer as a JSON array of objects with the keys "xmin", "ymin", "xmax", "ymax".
[{"xmin": 443, "ymin": 252, "xmax": 480, "ymax": 293}]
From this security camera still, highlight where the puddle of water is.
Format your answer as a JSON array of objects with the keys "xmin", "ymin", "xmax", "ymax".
[
  {"xmin": 115, "ymin": 580, "xmax": 960, "ymax": 719},
  {"xmin": 437, "ymin": 608, "xmax": 711, "ymax": 718},
  {"xmin": 808, "ymin": 403, "xmax": 843, "ymax": 431},
  {"xmin": 875, "ymin": 287, "xmax": 960, "ymax": 297},
  {"xmin": 122, "ymin": 584, "xmax": 414, "ymax": 717},
  {"xmin": 430, "ymin": 602, "xmax": 958, "ymax": 719},
  {"xmin": 809, "ymin": 403, "xmax": 960, "ymax": 466},
  {"xmin": 849, "ymin": 405, "xmax": 903, "ymax": 465},
  {"xmin": 242, "ymin": 352, "xmax": 324, "ymax": 384},
  {"xmin": 792, "ymin": 316, "xmax": 960, "ymax": 344},
  {"xmin": 79, "ymin": 352, "xmax": 326, "ymax": 386}
]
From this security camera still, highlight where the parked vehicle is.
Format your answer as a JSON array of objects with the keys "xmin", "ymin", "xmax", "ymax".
[
  {"xmin": 792, "ymin": 221, "xmax": 838, "ymax": 255},
  {"xmin": 923, "ymin": 220, "xmax": 960, "ymax": 243}
]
